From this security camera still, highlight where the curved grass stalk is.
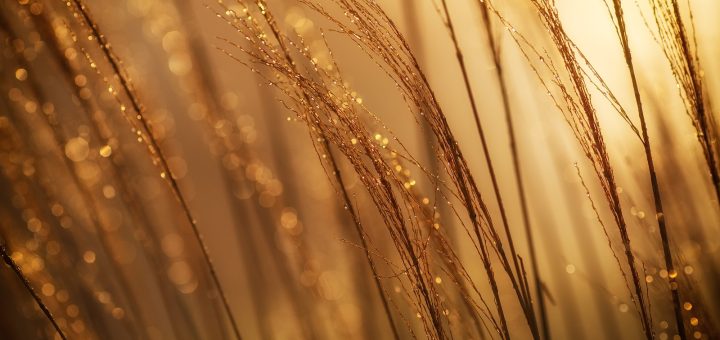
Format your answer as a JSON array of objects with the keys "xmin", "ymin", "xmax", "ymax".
[
  {"xmin": 1, "ymin": 244, "xmax": 68, "ymax": 340},
  {"xmin": 649, "ymin": 0, "xmax": 720, "ymax": 205},
  {"xmin": 479, "ymin": 1, "xmax": 654, "ymax": 337},
  {"xmin": 326, "ymin": 146, "xmax": 401, "ymax": 340},
  {"xmin": 478, "ymin": 2, "xmax": 550, "ymax": 338},
  {"xmin": 66, "ymin": 1, "xmax": 242, "ymax": 338},
  {"xmin": 610, "ymin": 1, "xmax": 686, "ymax": 338}
]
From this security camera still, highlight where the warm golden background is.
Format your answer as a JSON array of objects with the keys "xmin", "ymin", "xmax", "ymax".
[{"xmin": 0, "ymin": 0, "xmax": 719, "ymax": 339}]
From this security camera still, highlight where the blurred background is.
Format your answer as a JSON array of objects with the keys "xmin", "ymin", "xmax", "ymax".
[{"xmin": 1, "ymin": 0, "xmax": 719, "ymax": 339}]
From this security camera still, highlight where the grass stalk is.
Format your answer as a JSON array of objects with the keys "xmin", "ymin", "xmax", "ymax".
[
  {"xmin": 477, "ymin": 2, "xmax": 550, "ymax": 338},
  {"xmin": 1, "ymin": 244, "xmax": 68, "ymax": 340},
  {"xmin": 440, "ymin": 0, "xmax": 538, "ymax": 337},
  {"xmin": 669, "ymin": 1, "xmax": 720, "ymax": 205},
  {"xmin": 67, "ymin": 1, "xmax": 242, "ymax": 338},
  {"xmin": 241, "ymin": 3, "xmax": 404, "ymax": 337},
  {"xmin": 611, "ymin": 1, "xmax": 686, "ymax": 338},
  {"xmin": 326, "ymin": 145, "xmax": 401, "ymax": 340}
]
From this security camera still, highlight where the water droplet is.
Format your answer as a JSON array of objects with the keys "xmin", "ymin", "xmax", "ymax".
[
  {"xmin": 15, "ymin": 68, "xmax": 27, "ymax": 81},
  {"xmin": 99, "ymin": 145, "xmax": 112, "ymax": 157}
]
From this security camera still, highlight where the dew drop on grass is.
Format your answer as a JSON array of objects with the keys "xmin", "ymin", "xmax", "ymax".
[
  {"xmin": 99, "ymin": 145, "xmax": 112, "ymax": 157},
  {"xmin": 15, "ymin": 68, "xmax": 27, "ymax": 81}
]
